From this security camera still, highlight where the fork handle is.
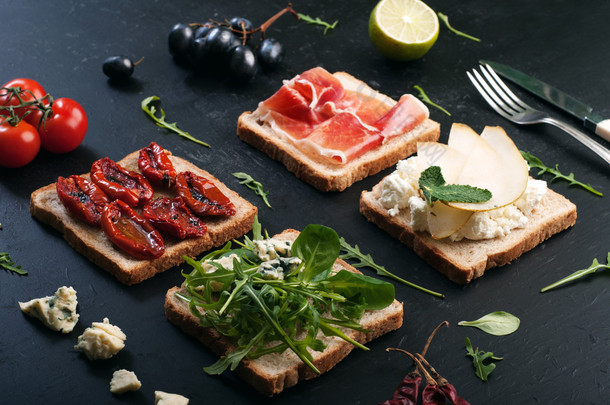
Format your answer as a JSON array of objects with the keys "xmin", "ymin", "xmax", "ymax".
[{"xmin": 544, "ymin": 117, "xmax": 610, "ymax": 165}]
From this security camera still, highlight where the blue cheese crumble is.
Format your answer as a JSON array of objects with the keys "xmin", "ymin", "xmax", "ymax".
[{"xmin": 19, "ymin": 286, "xmax": 79, "ymax": 333}]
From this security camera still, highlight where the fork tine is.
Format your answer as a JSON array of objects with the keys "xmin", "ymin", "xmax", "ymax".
[
  {"xmin": 480, "ymin": 64, "xmax": 533, "ymax": 112},
  {"xmin": 467, "ymin": 70, "xmax": 514, "ymax": 119}
]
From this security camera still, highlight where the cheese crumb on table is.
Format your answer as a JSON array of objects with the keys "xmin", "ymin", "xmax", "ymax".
[
  {"xmin": 154, "ymin": 390, "xmax": 189, "ymax": 405},
  {"xmin": 74, "ymin": 317, "xmax": 126, "ymax": 360},
  {"xmin": 19, "ymin": 286, "xmax": 79, "ymax": 333},
  {"xmin": 110, "ymin": 369, "xmax": 141, "ymax": 394}
]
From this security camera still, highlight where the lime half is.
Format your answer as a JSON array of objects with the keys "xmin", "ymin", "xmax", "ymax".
[{"xmin": 369, "ymin": 0, "xmax": 439, "ymax": 61}]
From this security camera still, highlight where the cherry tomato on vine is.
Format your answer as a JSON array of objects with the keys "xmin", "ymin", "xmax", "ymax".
[
  {"xmin": 0, "ymin": 120, "xmax": 41, "ymax": 168},
  {"xmin": 31, "ymin": 98, "xmax": 88, "ymax": 153},
  {"xmin": 0, "ymin": 78, "xmax": 46, "ymax": 124}
]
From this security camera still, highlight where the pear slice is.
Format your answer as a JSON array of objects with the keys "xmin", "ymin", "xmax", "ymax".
[
  {"xmin": 417, "ymin": 141, "xmax": 466, "ymax": 183},
  {"xmin": 427, "ymin": 202, "xmax": 474, "ymax": 239},
  {"xmin": 447, "ymin": 124, "xmax": 529, "ymax": 211}
]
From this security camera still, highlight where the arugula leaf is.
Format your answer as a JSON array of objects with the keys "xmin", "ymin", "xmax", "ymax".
[
  {"xmin": 339, "ymin": 237, "xmax": 444, "ymax": 298},
  {"xmin": 141, "ymin": 96, "xmax": 210, "ymax": 147},
  {"xmin": 0, "ymin": 252, "xmax": 27, "ymax": 275},
  {"xmin": 458, "ymin": 311, "xmax": 520, "ymax": 336},
  {"xmin": 465, "ymin": 337, "xmax": 503, "ymax": 381},
  {"xmin": 413, "ymin": 85, "xmax": 451, "ymax": 116},
  {"xmin": 438, "ymin": 12, "xmax": 481, "ymax": 42},
  {"xmin": 232, "ymin": 172, "xmax": 271, "ymax": 208},
  {"xmin": 541, "ymin": 252, "xmax": 610, "ymax": 292},
  {"xmin": 298, "ymin": 13, "xmax": 338, "ymax": 34},
  {"xmin": 521, "ymin": 151, "xmax": 602, "ymax": 196},
  {"xmin": 419, "ymin": 166, "xmax": 492, "ymax": 206}
]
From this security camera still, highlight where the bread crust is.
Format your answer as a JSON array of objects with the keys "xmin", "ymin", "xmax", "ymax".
[
  {"xmin": 164, "ymin": 229, "xmax": 404, "ymax": 396},
  {"xmin": 236, "ymin": 71, "xmax": 440, "ymax": 192},
  {"xmin": 29, "ymin": 149, "xmax": 258, "ymax": 285},
  {"xmin": 360, "ymin": 180, "xmax": 577, "ymax": 284}
]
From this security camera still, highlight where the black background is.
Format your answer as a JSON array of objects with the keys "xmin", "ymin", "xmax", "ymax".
[{"xmin": 1, "ymin": 0, "xmax": 609, "ymax": 404}]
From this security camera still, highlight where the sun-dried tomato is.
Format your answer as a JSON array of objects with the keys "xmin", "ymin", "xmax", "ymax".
[
  {"xmin": 90, "ymin": 157, "xmax": 153, "ymax": 207},
  {"xmin": 176, "ymin": 171, "xmax": 236, "ymax": 217},
  {"xmin": 101, "ymin": 200, "xmax": 165, "ymax": 259},
  {"xmin": 142, "ymin": 196, "xmax": 207, "ymax": 239},
  {"xmin": 138, "ymin": 142, "xmax": 177, "ymax": 187},
  {"xmin": 56, "ymin": 175, "xmax": 110, "ymax": 226}
]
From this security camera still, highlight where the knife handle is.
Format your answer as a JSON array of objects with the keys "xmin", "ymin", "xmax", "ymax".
[{"xmin": 595, "ymin": 119, "xmax": 610, "ymax": 143}]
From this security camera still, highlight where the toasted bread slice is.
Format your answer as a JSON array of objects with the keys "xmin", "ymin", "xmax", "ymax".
[
  {"xmin": 164, "ymin": 229, "xmax": 404, "ymax": 396},
  {"xmin": 360, "ymin": 181, "xmax": 577, "ymax": 284},
  {"xmin": 30, "ymin": 149, "xmax": 258, "ymax": 285},
  {"xmin": 236, "ymin": 71, "xmax": 440, "ymax": 192}
]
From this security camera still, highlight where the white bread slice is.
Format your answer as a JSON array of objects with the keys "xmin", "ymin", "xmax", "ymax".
[
  {"xmin": 236, "ymin": 71, "xmax": 440, "ymax": 192},
  {"xmin": 29, "ymin": 149, "xmax": 258, "ymax": 285},
  {"xmin": 164, "ymin": 229, "xmax": 404, "ymax": 396},
  {"xmin": 360, "ymin": 181, "xmax": 577, "ymax": 284}
]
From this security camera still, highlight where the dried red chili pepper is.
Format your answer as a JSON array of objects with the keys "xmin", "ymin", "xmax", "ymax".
[
  {"xmin": 90, "ymin": 157, "xmax": 153, "ymax": 207},
  {"xmin": 138, "ymin": 142, "xmax": 177, "ymax": 187},
  {"xmin": 56, "ymin": 175, "xmax": 110, "ymax": 226},
  {"xmin": 142, "ymin": 196, "xmax": 207, "ymax": 239},
  {"xmin": 101, "ymin": 200, "xmax": 165, "ymax": 259},
  {"xmin": 176, "ymin": 171, "xmax": 236, "ymax": 217},
  {"xmin": 416, "ymin": 354, "xmax": 470, "ymax": 405},
  {"xmin": 381, "ymin": 322, "xmax": 449, "ymax": 405}
]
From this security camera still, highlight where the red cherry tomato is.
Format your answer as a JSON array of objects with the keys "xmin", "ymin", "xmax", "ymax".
[
  {"xmin": 0, "ymin": 78, "xmax": 46, "ymax": 123},
  {"xmin": 0, "ymin": 120, "xmax": 41, "ymax": 168},
  {"xmin": 34, "ymin": 98, "xmax": 88, "ymax": 153}
]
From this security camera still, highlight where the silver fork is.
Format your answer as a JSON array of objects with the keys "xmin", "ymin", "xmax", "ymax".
[{"xmin": 468, "ymin": 64, "xmax": 610, "ymax": 165}]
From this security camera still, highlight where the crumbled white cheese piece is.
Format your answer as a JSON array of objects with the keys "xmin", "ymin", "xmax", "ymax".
[
  {"xmin": 74, "ymin": 318, "xmax": 126, "ymax": 360},
  {"xmin": 154, "ymin": 390, "xmax": 189, "ymax": 405},
  {"xmin": 252, "ymin": 238, "xmax": 293, "ymax": 261},
  {"xmin": 19, "ymin": 286, "xmax": 79, "ymax": 333},
  {"xmin": 379, "ymin": 157, "xmax": 422, "ymax": 217},
  {"xmin": 257, "ymin": 257, "xmax": 303, "ymax": 280},
  {"xmin": 109, "ymin": 369, "xmax": 141, "ymax": 394},
  {"xmin": 202, "ymin": 253, "xmax": 240, "ymax": 273},
  {"xmin": 380, "ymin": 157, "xmax": 548, "ymax": 241}
]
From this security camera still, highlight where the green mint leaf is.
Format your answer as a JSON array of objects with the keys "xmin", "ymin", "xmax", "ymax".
[
  {"xmin": 418, "ymin": 166, "xmax": 492, "ymax": 206},
  {"xmin": 232, "ymin": 172, "xmax": 271, "ymax": 208},
  {"xmin": 458, "ymin": 311, "xmax": 520, "ymax": 336},
  {"xmin": 298, "ymin": 13, "xmax": 338, "ymax": 35},
  {"xmin": 141, "ymin": 96, "xmax": 211, "ymax": 148},
  {"xmin": 0, "ymin": 252, "xmax": 27, "ymax": 275},
  {"xmin": 540, "ymin": 252, "xmax": 610, "ymax": 292},
  {"xmin": 413, "ymin": 85, "xmax": 451, "ymax": 116},
  {"xmin": 438, "ymin": 12, "xmax": 481, "ymax": 42},
  {"xmin": 521, "ymin": 151, "xmax": 602, "ymax": 196},
  {"xmin": 339, "ymin": 237, "xmax": 444, "ymax": 298},
  {"xmin": 465, "ymin": 337, "xmax": 502, "ymax": 381}
]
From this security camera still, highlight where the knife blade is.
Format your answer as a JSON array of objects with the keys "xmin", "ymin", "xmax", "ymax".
[{"xmin": 480, "ymin": 60, "xmax": 610, "ymax": 142}]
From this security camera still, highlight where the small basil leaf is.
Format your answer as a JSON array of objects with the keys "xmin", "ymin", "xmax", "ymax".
[
  {"xmin": 458, "ymin": 311, "xmax": 520, "ymax": 336},
  {"xmin": 292, "ymin": 224, "xmax": 340, "ymax": 283},
  {"xmin": 325, "ymin": 269, "xmax": 395, "ymax": 310}
]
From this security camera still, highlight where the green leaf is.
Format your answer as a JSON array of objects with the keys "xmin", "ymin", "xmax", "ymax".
[
  {"xmin": 324, "ymin": 269, "xmax": 394, "ymax": 310},
  {"xmin": 292, "ymin": 224, "xmax": 340, "ymax": 283},
  {"xmin": 521, "ymin": 151, "xmax": 602, "ymax": 196},
  {"xmin": 232, "ymin": 172, "xmax": 271, "ymax": 208},
  {"xmin": 297, "ymin": 13, "xmax": 338, "ymax": 35},
  {"xmin": 540, "ymin": 252, "xmax": 610, "ymax": 292},
  {"xmin": 419, "ymin": 166, "xmax": 492, "ymax": 206},
  {"xmin": 413, "ymin": 85, "xmax": 451, "ymax": 116},
  {"xmin": 0, "ymin": 252, "xmax": 27, "ymax": 275},
  {"xmin": 438, "ymin": 12, "xmax": 481, "ymax": 42},
  {"xmin": 458, "ymin": 311, "xmax": 520, "ymax": 336},
  {"xmin": 141, "ymin": 96, "xmax": 210, "ymax": 147},
  {"xmin": 465, "ymin": 337, "xmax": 502, "ymax": 381},
  {"xmin": 338, "ymin": 237, "xmax": 444, "ymax": 298}
]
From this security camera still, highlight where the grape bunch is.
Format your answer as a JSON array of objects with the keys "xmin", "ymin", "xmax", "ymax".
[{"xmin": 168, "ymin": 15, "xmax": 286, "ymax": 83}]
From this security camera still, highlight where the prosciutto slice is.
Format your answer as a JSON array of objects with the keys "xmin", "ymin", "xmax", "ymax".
[{"xmin": 257, "ymin": 67, "xmax": 429, "ymax": 164}]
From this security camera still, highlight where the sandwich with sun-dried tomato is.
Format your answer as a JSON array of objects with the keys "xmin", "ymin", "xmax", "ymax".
[{"xmin": 30, "ymin": 142, "xmax": 258, "ymax": 285}]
